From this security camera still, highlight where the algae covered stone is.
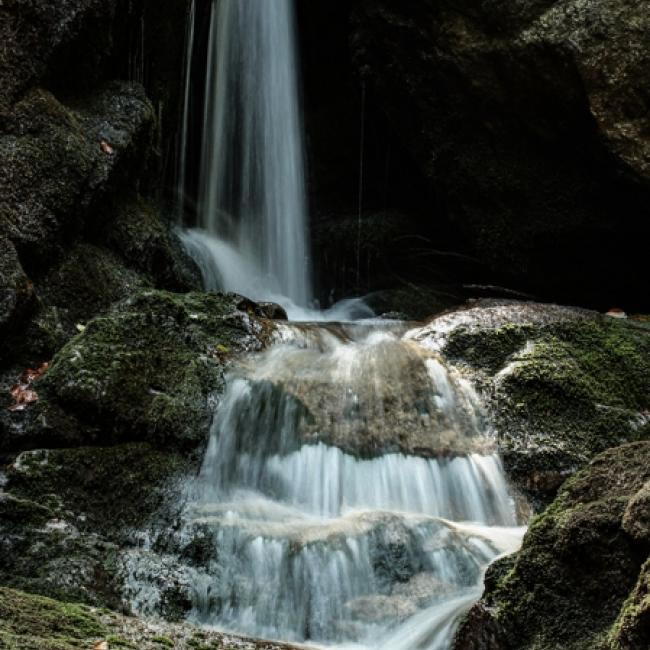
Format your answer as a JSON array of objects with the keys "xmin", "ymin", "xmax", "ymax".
[
  {"xmin": 453, "ymin": 441, "xmax": 650, "ymax": 650},
  {"xmin": 409, "ymin": 300, "xmax": 650, "ymax": 502},
  {"xmin": 0, "ymin": 443, "xmax": 189, "ymax": 607},
  {"xmin": 37, "ymin": 290, "xmax": 274, "ymax": 449}
]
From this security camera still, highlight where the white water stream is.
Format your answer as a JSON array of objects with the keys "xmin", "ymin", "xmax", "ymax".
[
  {"xmin": 179, "ymin": 325, "xmax": 525, "ymax": 648},
  {"xmin": 183, "ymin": 0, "xmax": 312, "ymax": 313},
  {"xmin": 172, "ymin": 2, "xmax": 526, "ymax": 647}
]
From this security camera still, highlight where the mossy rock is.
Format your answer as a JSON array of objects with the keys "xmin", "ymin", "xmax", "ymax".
[
  {"xmin": 31, "ymin": 290, "xmax": 272, "ymax": 450},
  {"xmin": 99, "ymin": 196, "xmax": 201, "ymax": 293},
  {"xmin": 412, "ymin": 300, "xmax": 650, "ymax": 502},
  {"xmin": 0, "ymin": 443, "xmax": 188, "ymax": 607},
  {"xmin": 6, "ymin": 443, "xmax": 188, "ymax": 535},
  {"xmin": 0, "ymin": 585, "xmax": 301, "ymax": 650},
  {"xmin": 453, "ymin": 441, "xmax": 650, "ymax": 650},
  {"xmin": 0, "ymin": 585, "xmax": 106, "ymax": 649},
  {"xmin": 607, "ymin": 558, "xmax": 650, "ymax": 650}
]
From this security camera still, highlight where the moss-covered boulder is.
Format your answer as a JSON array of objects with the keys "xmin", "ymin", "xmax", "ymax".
[
  {"xmin": 0, "ymin": 586, "xmax": 107, "ymax": 650},
  {"xmin": 0, "ymin": 442, "xmax": 189, "ymax": 607},
  {"xmin": 607, "ymin": 559, "xmax": 650, "ymax": 650},
  {"xmin": 19, "ymin": 290, "xmax": 275, "ymax": 452},
  {"xmin": 453, "ymin": 441, "xmax": 650, "ymax": 650},
  {"xmin": 0, "ymin": 585, "xmax": 300, "ymax": 650},
  {"xmin": 0, "ymin": 83, "xmax": 154, "ymax": 270},
  {"xmin": 408, "ymin": 301, "xmax": 650, "ymax": 502}
]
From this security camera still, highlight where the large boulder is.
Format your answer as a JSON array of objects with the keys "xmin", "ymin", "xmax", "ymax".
[
  {"xmin": 0, "ymin": 82, "xmax": 155, "ymax": 270},
  {"xmin": 10, "ymin": 290, "xmax": 276, "ymax": 452},
  {"xmin": 408, "ymin": 301, "xmax": 650, "ymax": 502},
  {"xmin": 0, "ymin": 584, "xmax": 300, "ymax": 650},
  {"xmin": 0, "ymin": 443, "xmax": 188, "ymax": 608},
  {"xmin": 453, "ymin": 441, "xmax": 650, "ymax": 650},
  {"xmin": 349, "ymin": 0, "xmax": 650, "ymax": 309}
]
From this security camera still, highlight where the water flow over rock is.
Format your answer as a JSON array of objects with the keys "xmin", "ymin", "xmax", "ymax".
[
  {"xmin": 169, "ymin": 323, "xmax": 525, "ymax": 648},
  {"xmin": 182, "ymin": 0, "xmax": 311, "ymax": 311}
]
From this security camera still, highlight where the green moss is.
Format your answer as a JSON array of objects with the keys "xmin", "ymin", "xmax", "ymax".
[
  {"xmin": 152, "ymin": 636, "xmax": 175, "ymax": 647},
  {"xmin": 451, "ymin": 317, "xmax": 650, "ymax": 499},
  {"xmin": 0, "ymin": 587, "xmax": 106, "ymax": 649},
  {"xmin": 107, "ymin": 635, "xmax": 137, "ymax": 647},
  {"xmin": 462, "ymin": 442, "xmax": 650, "ymax": 650},
  {"xmin": 38, "ymin": 290, "xmax": 269, "ymax": 449},
  {"xmin": 445, "ymin": 323, "xmax": 535, "ymax": 373}
]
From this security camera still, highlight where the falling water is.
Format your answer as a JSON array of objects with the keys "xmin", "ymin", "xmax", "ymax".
[
  {"xmin": 166, "ymin": 324, "xmax": 525, "ymax": 648},
  {"xmin": 176, "ymin": 0, "xmax": 196, "ymax": 223},
  {"xmin": 164, "ymin": 3, "xmax": 527, "ymax": 647},
  {"xmin": 182, "ymin": 0, "xmax": 311, "ymax": 310}
]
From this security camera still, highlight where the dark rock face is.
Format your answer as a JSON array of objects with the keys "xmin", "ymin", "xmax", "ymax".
[
  {"xmin": 409, "ymin": 300, "xmax": 650, "ymax": 504},
  {"xmin": 453, "ymin": 441, "xmax": 650, "ymax": 650},
  {"xmin": 0, "ymin": 0, "xmax": 200, "ymax": 370},
  {"xmin": 0, "ymin": 82, "xmax": 154, "ymax": 270},
  {"xmin": 0, "ymin": 238, "xmax": 35, "ymax": 338},
  {"xmin": 0, "ymin": 0, "xmax": 118, "ymax": 113},
  {"xmin": 310, "ymin": 0, "xmax": 650, "ymax": 311}
]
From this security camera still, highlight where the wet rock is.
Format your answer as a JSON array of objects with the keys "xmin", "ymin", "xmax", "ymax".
[
  {"xmin": 0, "ymin": 83, "xmax": 155, "ymax": 272},
  {"xmin": 100, "ymin": 198, "xmax": 201, "ymax": 294},
  {"xmin": 31, "ymin": 290, "xmax": 274, "ymax": 450},
  {"xmin": 0, "ymin": 238, "xmax": 35, "ymax": 340},
  {"xmin": 345, "ymin": 593, "xmax": 419, "ymax": 624},
  {"xmin": 0, "ymin": 443, "xmax": 189, "ymax": 607},
  {"xmin": 257, "ymin": 302, "xmax": 289, "ymax": 320},
  {"xmin": 350, "ymin": 0, "xmax": 650, "ymax": 309},
  {"xmin": 408, "ymin": 300, "xmax": 650, "ymax": 503},
  {"xmin": 453, "ymin": 441, "xmax": 650, "ymax": 650}
]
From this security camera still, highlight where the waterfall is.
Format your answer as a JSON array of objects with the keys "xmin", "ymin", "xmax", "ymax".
[
  {"xmin": 172, "ymin": 324, "xmax": 526, "ymax": 648},
  {"xmin": 182, "ymin": 0, "xmax": 312, "ymax": 311},
  {"xmin": 162, "ymin": 4, "xmax": 528, "ymax": 648},
  {"xmin": 176, "ymin": 0, "xmax": 195, "ymax": 223}
]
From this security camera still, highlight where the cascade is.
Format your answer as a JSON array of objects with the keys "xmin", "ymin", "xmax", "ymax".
[
  {"xmin": 168, "ymin": 2, "xmax": 527, "ymax": 648},
  {"xmin": 172, "ymin": 324, "xmax": 525, "ymax": 648}
]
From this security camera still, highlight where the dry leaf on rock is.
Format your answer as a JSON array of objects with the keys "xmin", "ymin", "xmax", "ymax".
[{"xmin": 7, "ymin": 361, "xmax": 49, "ymax": 411}]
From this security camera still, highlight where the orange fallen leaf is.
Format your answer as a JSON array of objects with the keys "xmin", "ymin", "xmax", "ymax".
[
  {"xmin": 7, "ymin": 361, "xmax": 48, "ymax": 411},
  {"xmin": 8, "ymin": 386, "xmax": 38, "ymax": 411},
  {"xmin": 93, "ymin": 642, "xmax": 109, "ymax": 650},
  {"xmin": 21, "ymin": 361, "xmax": 48, "ymax": 384},
  {"xmin": 100, "ymin": 140, "xmax": 114, "ymax": 155}
]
